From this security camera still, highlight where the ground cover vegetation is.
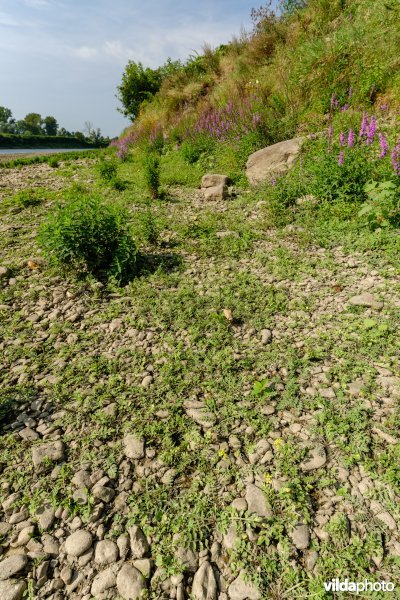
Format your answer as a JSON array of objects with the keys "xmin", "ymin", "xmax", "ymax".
[{"xmin": 0, "ymin": 0, "xmax": 399, "ymax": 598}]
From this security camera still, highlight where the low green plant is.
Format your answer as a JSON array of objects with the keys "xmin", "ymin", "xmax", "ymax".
[
  {"xmin": 38, "ymin": 192, "xmax": 137, "ymax": 282},
  {"xmin": 144, "ymin": 152, "xmax": 160, "ymax": 199},
  {"xmin": 97, "ymin": 157, "xmax": 118, "ymax": 183},
  {"xmin": 9, "ymin": 188, "xmax": 44, "ymax": 208},
  {"xmin": 48, "ymin": 156, "xmax": 59, "ymax": 168},
  {"xmin": 135, "ymin": 206, "xmax": 159, "ymax": 244},
  {"xmin": 359, "ymin": 180, "xmax": 400, "ymax": 229}
]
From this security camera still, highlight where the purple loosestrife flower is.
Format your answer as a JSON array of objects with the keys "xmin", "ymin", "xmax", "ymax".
[
  {"xmin": 359, "ymin": 112, "xmax": 368, "ymax": 138},
  {"xmin": 392, "ymin": 145, "xmax": 400, "ymax": 175},
  {"xmin": 340, "ymin": 131, "xmax": 346, "ymax": 147},
  {"xmin": 327, "ymin": 125, "xmax": 333, "ymax": 150},
  {"xmin": 330, "ymin": 93, "xmax": 338, "ymax": 111},
  {"xmin": 338, "ymin": 151, "xmax": 344, "ymax": 166},
  {"xmin": 341, "ymin": 104, "xmax": 349, "ymax": 112},
  {"xmin": 378, "ymin": 133, "xmax": 388, "ymax": 158},
  {"xmin": 347, "ymin": 129, "xmax": 355, "ymax": 148},
  {"xmin": 366, "ymin": 116, "xmax": 376, "ymax": 145},
  {"xmin": 271, "ymin": 178, "xmax": 277, "ymax": 186}
]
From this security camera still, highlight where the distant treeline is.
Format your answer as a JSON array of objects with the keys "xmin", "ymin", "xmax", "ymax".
[{"xmin": 0, "ymin": 134, "xmax": 107, "ymax": 149}]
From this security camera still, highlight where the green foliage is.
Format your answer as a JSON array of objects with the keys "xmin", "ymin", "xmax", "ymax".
[
  {"xmin": 117, "ymin": 61, "xmax": 164, "ymax": 120},
  {"xmin": 135, "ymin": 206, "xmax": 160, "ymax": 245},
  {"xmin": 144, "ymin": 152, "xmax": 160, "ymax": 199},
  {"xmin": 97, "ymin": 157, "xmax": 118, "ymax": 183},
  {"xmin": 38, "ymin": 193, "xmax": 137, "ymax": 283},
  {"xmin": 48, "ymin": 156, "xmax": 59, "ymax": 168},
  {"xmin": 8, "ymin": 188, "xmax": 45, "ymax": 208},
  {"xmin": 359, "ymin": 181, "xmax": 400, "ymax": 229},
  {"xmin": 181, "ymin": 136, "xmax": 214, "ymax": 164}
]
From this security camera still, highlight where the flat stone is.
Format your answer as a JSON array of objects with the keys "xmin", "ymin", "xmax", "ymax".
[
  {"xmin": 223, "ymin": 524, "xmax": 240, "ymax": 550},
  {"xmin": 95, "ymin": 539, "xmax": 119, "ymax": 565},
  {"xmin": 32, "ymin": 441, "xmax": 64, "ymax": 472},
  {"xmin": 36, "ymin": 505, "xmax": 55, "ymax": 531},
  {"xmin": 192, "ymin": 561, "xmax": 218, "ymax": 600},
  {"xmin": 291, "ymin": 523, "xmax": 310, "ymax": 550},
  {"xmin": 65, "ymin": 530, "xmax": 92, "ymax": 557},
  {"xmin": 246, "ymin": 137, "xmax": 304, "ymax": 184},
  {"xmin": 175, "ymin": 546, "xmax": 198, "ymax": 572},
  {"xmin": 228, "ymin": 571, "xmax": 261, "ymax": 600},
  {"xmin": 0, "ymin": 580, "xmax": 26, "ymax": 600},
  {"xmin": 141, "ymin": 375, "xmax": 153, "ymax": 387},
  {"xmin": 91, "ymin": 567, "xmax": 117, "ymax": 596},
  {"xmin": 133, "ymin": 559, "xmax": 152, "ymax": 578},
  {"xmin": 261, "ymin": 329, "xmax": 272, "ymax": 345},
  {"xmin": 0, "ymin": 555, "xmax": 28, "ymax": 580},
  {"xmin": 245, "ymin": 484, "xmax": 272, "ymax": 518},
  {"xmin": 92, "ymin": 485, "xmax": 115, "ymax": 503},
  {"xmin": 117, "ymin": 563, "xmax": 146, "ymax": 600},
  {"xmin": 201, "ymin": 174, "xmax": 229, "ymax": 188},
  {"xmin": 129, "ymin": 525, "xmax": 149, "ymax": 559},
  {"xmin": 376, "ymin": 512, "xmax": 396, "ymax": 531},
  {"xmin": 186, "ymin": 407, "xmax": 216, "ymax": 429},
  {"xmin": 202, "ymin": 183, "xmax": 228, "ymax": 201},
  {"xmin": 348, "ymin": 293, "xmax": 383, "ymax": 310},
  {"xmin": 300, "ymin": 445, "xmax": 327, "ymax": 472},
  {"xmin": 19, "ymin": 427, "xmax": 39, "ymax": 441},
  {"xmin": 124, "ymin": 434, "xmax": 145, "ymax": 460}
]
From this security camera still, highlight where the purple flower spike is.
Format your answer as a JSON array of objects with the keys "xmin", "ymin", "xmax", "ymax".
[
  {"xmin": 366, "ymin": 116, "xmax": 376, "ymax": 145},
  {"xmin": 378, "ymin": 133, "xmax": 388, "ymax": 158},
  {"xmin": 347, "ymin": 129, "xmax": 355, "ymax": 148},
  {"xmin": 327, "ymin": 125, "xmax": 333, "ymax": 150},
  {"xmin": 392, "ymin": 144, "xmax": 400, "ymax": 175},
  {"xmin": 359, "ymin": 112, "xmax": 368, "ymax": 138},
  {"xmin": 340, "ymin": 131, "xmax": 346, "ymax": 147},
  {"xmin": 338, "ymin": 151, "xmax": 344, "ymax": 166},
  {"xmin": 341, "ymin": 104, "xmax": 349, "ymax": 112}
]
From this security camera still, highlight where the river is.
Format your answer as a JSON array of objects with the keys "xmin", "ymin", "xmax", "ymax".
[{"xmin": 0, "ymin": 148, "xmax": 91, "ymax": 155}]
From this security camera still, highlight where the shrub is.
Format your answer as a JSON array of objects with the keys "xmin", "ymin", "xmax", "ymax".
[
  {"xmin": 48, "ymin": 157, "xmax": 59, "ymax": 168},
  {"xmin": 359, "ymin": 181, "xmax": 400, "ymax": 229},
  {"xmin": 181, "ymin": 136, "xmax": 214, "ymax": 164},
  {"xmin": 144, "ymin": 152, "xmax": 160, "ymax": 199},
  {"xmin": 38, "ymin": 193, "xmax": 137, "ymax": 282},
  {"xmin": 97, "ymin": 157, "xmax": 118, "ymax": 182},
  {"xmin": 136, "ymin": 206, "xmax": 159, "ymax": 244}
]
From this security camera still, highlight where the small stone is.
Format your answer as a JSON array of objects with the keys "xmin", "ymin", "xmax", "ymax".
[
  {"xmin": 245, "ymin": 484, "xmax": 272, "ymax": 518},
  {"xmin": 0, "ymin": 266, "xmax": 9, "ymax": 278},
  {"xmin": 19, "ymin": 427, "xmax": 39, "ymax": 441},
  {"xmin": 60, "ymin": 566, "xmax": 73, "ymax": 584},
  {"xmin": 65, "ymin": 530, "xmax": 93, "ymax": 557},
  {"xmin": 261, "ymin": 329, "xmax": 272, "ymax": 345},
  {"xmin": 117, "ymin": 563, "xmax": 147, "ymax": 600},
  {"xmin": 0, "ymin": 580, "xmax": 26, "ymax": 600},
  {"xmin": 0, "ymin": 555, "xmax": 28, "ymax": 580},
  {"xmin": 348, "ymin": 293, "xmax": 383, "ymax": 310},
  {"xmin": 291, "ymin": 523, "xmax": 310, "ymax": 549},
  {"xmin": 305, "ymin": 550, "xmax": 318, "ymax": 571},
  {"xmin": 11, "ymin": 525, "xmax": 34, "ymax": 547},
  {"xmin": 231, "ymin": 498, "xmax": 247, "ymax": 512},
  {"xmin": 124, "ymin": 434, "xmax": 145, "ymax": 460},
  {"xmin": 141, "ymin": 375, "xmax": 153, "ymax": 387},
  {"xmin": 375, "ymin": 512, "xmax": 396, "ymax": 531},
  {"xmin": 223, "ymin": 524, "xmax": 240, "ymax": 550},
  {"xmin": 32, "ymin": 441, "xmax": 64, "ymax": 472},
  {"xmin": 133, "ymin": 559, "xmax": 152, "ymax": 578},
  {"xmin": 92, "ymin": 485, "xmax": 115, "ymax": 503},
  {"xmin": 300, "ymin": 445, "xmax": 327, "ymax": 472},
  {"xmin": 228, "ymin": 571, "xmax": 261, "ymax": 600},
  {"xmin": 175, "ymin": 546, "xmax": 198, "ymax": 572},
  {"xmin": 186, "ymin": 407, "xmax": 216, "ymax": 429},
  {"xmin": 348, "ymin": 381, "xmax": 363, "ymax": 396},
  {"xmin": 91, "ymin": 567, "xmax": 117, "ymax": 596},
  {"xmin": 117, "ymin": 534, "xmax": 130, "ymax": 559},
  {"xmin": 129, "ymin": 525, "xmax": 149, "ymax": 559},
  {"xmin": 192, "ymin": 561, "xmax": 218, "ymax": 600},
  {"xmin": 95, "ymin": 540, "xmax": 119, "ymax": 565},
  {"xmin": 36, "ymin": 505, "xmax": 55, "ymax": 531}
]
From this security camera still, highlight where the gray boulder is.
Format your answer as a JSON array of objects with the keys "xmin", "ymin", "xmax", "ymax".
[{"xmin": 246, "ymin": 138, "xmax": 304, "ymax": 184}]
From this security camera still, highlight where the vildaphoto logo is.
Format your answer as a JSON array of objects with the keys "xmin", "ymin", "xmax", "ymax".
[{"xmin": 323, "ymin": 579, "xmax": 395, "ymax": 594}]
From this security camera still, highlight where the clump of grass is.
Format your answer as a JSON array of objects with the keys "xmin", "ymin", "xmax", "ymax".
[
  {"xmin": 97, "ymin": 157, "xmax": 118, "ymax": 183},
  {"xmin": 38, "ymin": 192, "xmax": 137, "ymax": 283},
  {"xmin": 144, "ymin": 152, "xmax": 160, "ymax": 199}
]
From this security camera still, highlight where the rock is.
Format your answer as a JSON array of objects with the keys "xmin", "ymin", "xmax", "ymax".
[
  {"xmin": 72, "ymin": 470, "xmax": 92, "ymax": 489},
  {"xmin": 0, "ymin": 266, "xmax": 9, "ymax": 278},
  {"xmin": 95, "ymin": 539, "xmax": 119, "ymax": 565},
  {"xmin": 201, "ymin": 174, "xmax": 229, "ymax": 188},
  {"xmin": 246, "ymin": 137, "xmax": 304, "ymax": 184},
  {"xmin": 117, "ymin": 563, "xmax": 147, "ymax": 600},
  {"xmin": 261, "ymin": 329, "xmax": 272, "ymax": 345},
  {"xmin": 203, "ymin": 183, "xmax": 229, "ymax": 201},
  {"xmin": 92, "ymin": 485, "xmax": 115, "ymax": 503},
  {"xmin": 228, "ymin": 571, "xmax": 261, "ymax": 600},
  {"xmin": 348, "ymin": 293, "xmax": 383, "ymax": 310},
  {"xmin": 117, "ymin": 534, "xmax": 130, "ymax": 559},
  {"xmin": 133, "ymin": 559, "xmax": 152, "ymax": 578},
  {"xmin": 291, "ymin": 523, "xmax": 310, "ymax": 549},
  {"xmin": 300, "ymin": 445, "xmax": 327, "ymax": 472},
  {"xmin": 348, "ymin": 381, "xmax": 364, "ymax": 396},
  {"xmin": 36, "ymin": 505, "xmax": 55, "ymax": 531},
  {"xmin": 11, "ymin": 525, "xmax": 34, "ymax": 547},
  {"xmin": 186, "ymin": 407, "xmax": 216, "ymax": 429},
  {"xmin": 223, "ymin": 524, "xmax": 240, "ymax": 550},
  {"xmin": 124, "ymin": 434, "xmax": 145, "ymax": 460},
  {"xmin": 215, "ymin": 231, "xmax": 239, "ymax": 239},
  {"xmin": 91, "ymin": 567, "xmax": 117, "ymax": 596},
  {"xmin": 0, "ymin": 555, "xmax": 28, "ymax": 580},
  {"xmin": 141, "ymin": 375, "xmax": 153, "ymax": 387},
  {"xmin": 129, "ymin": 525, "xmax": 149, "ymax": 559},
  {"xmin": 175, "ymin": 546, "xmax": 198, "ymax": 572},
  {"xmin": 192, "ymin": 561, "xmax": 218, "ymax": 600},
  {"xmin": 32, "ymin": 441, "xmax": 64, "ymax": 472},
  {"xmin": 375, "ymin": 511, "xmax": 396, "ymax": 531},
  {"xmin": 64, "ymin": 530, "xmax": 93, "ymax": 557},
  {"xmin": 0, "ymin": 580, "xmax": 26, "ymax": 600},
  {"xmin": 19, "ymin": 427, "xmax": 39, "ymax": 441},
  {"xmin": 305, "ymin": 550, "xmax": 319, "ymax": 571},
  {"xmin": 245, "ymin": 484, "xmax": 272, "ymax": 518}
]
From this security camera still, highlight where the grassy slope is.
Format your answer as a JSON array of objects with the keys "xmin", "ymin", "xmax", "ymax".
[{"xmin": 0, "ymin": 154, "xmax": 399, "ymax": 598}]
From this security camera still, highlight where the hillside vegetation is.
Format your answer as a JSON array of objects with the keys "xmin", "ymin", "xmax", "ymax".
[{"xmin": 0, "ymin": 1, "xmax": 399, "ymax": 599}]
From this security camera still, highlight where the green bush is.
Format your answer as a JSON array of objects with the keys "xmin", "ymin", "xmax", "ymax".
[
  {"xmin": 97, "ymin": 157, "xmax": 118, "ymax": 182},
  {"xmin": 135, "ymin": 206, "xmax": 159, "ymax": 244},
  {"xmin": 359, "ymin": 181, "xmax": 400, "ymax": 229},
  {"xmin": 181, "ymin": 136, "xmax": 214, "ymax": 164},
  {"xmin": 48, "ymin": 157, "xmax": 59, "ymax": 168},
  {"xmin": 38, "ymin": 193, "xmax": 137, "ymax": 282},
  {"xmin": 144, "ymin": 152, "xmax": 160, "ymax": 199},
  {"xmin": 10, "ymin": 188, "xmax": 45, "ymax": 208}
]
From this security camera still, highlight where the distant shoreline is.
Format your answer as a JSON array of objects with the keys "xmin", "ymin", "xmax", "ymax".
[{"xmin": 0, "ymin": 148, "xmax": 97, "ymax": 162}]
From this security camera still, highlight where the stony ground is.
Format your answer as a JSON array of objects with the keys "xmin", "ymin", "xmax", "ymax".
[{"xmin": 0, "ymin": 158, "xmax": 399, "ymax": 599}]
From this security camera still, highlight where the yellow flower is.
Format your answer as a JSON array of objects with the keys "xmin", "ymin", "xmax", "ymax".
[
  {"xmin": 264, "ymin": 474, "xmax": 272, "ymax": 484},
  {"xmin": 218, "ymin": 449, "xmax": 227, "ymax": 459},
  {"xmin": 273, "ymin": 438, "xmax": 284, "ymax": 450}
]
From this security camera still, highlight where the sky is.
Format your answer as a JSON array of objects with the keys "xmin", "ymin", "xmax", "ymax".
[{"xmin": 0, "ymin": 0, "xmax": 257, "ymax": 137}]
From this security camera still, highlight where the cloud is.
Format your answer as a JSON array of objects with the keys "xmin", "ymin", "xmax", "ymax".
[
  {"xmin": 0, "ymin": 11, "xmax": 20, "ymax": 26},
  {"xmin": 24, "ymin": 0, "xmax": 52, "ymax": 7},
  {"xmin": 103, "ymin": 41, "xmax": 135, "ymax": 63},
  {"xmin": 73, "ymin": 45, "xmax": 98, "ymax": 60}
]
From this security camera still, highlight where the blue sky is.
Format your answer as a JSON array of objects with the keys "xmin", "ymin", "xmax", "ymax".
[{"xmin": 0, "ymin": 0, "xmax": 256, "ymax": 137}]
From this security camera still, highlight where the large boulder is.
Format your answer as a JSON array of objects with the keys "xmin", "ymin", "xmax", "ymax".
[{"xmin": 246, "ymin": 137, "xmax": 304, "ymax": 184}]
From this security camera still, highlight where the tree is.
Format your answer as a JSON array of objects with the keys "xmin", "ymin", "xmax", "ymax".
[
  {"xmin": 116, "ymin": 61, "xmax": 163, "ymax": 120},
  {"xmin": 0, "ymin": 106, "xmax": 15, "ymax": 133},
  {"xmin": 22, "ymin": 113, "xmax": 42, "ymax": 135},
  {"xmin": 43, "ymin": 115, "xmax": 58, "ymax": 136}
]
